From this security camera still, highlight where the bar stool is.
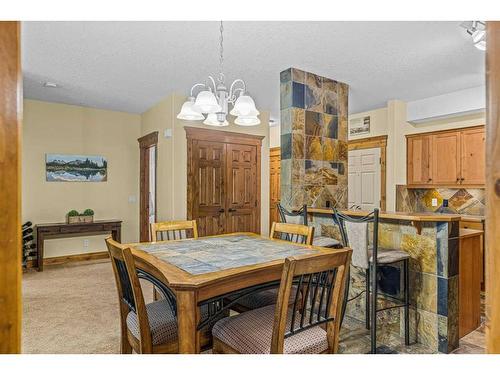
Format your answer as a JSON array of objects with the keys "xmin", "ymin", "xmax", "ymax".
[
  {"xmin": 332, "ymin": 208, "xmax": 411, "ymax": 354},
  {"xmin": 277, "ymin": 203, "xmax": 341, "ymax": 248}
]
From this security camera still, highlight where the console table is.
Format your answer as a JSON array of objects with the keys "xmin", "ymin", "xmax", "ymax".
[{"xmin": 35, "ymin": 220, "xmax": 122, "ymax": 271}]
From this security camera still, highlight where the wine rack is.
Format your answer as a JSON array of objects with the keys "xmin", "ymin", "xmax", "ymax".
[{"xmin": 22, "ymin": 221, "xmax": 37, "ymax": 268}]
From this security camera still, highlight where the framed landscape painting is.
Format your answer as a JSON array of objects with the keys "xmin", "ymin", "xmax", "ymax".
[{"xmin": 46, "ymin": 154, "xmax": 108, "ymax": 182}]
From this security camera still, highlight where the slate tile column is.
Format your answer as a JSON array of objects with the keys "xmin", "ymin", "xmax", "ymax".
[{"xmin": 280, "ymin": 68, "xmax": 349, "ymax": 210}]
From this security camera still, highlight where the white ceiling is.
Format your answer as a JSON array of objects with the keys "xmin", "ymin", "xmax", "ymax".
[{"xmin": 22, "ymin": 21, "xmax": 485, "ymax": 117}]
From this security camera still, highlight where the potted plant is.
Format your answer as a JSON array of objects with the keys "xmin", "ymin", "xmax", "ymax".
[
  {"xmin": 81, "ymin": 208, "xmax": 94, "ymax": 223},
  {"xmin": 66, "ymin": 209, "xmax": 95, "ymax": 224},
  {"xmin": 67, "ymin": 210, "xmax": 81, "ymax": 224}
]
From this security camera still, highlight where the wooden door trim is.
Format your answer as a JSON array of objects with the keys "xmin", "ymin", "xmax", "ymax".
[
  {"xmin": 486, "ymin": 21, "xmax": 500, "ymax": 353},
  {"xmin": 138, "ymin": 131, "xmax": 158, "ymax": 241},
  {"xmin": 186, "ymin": 127, "xmax": 262, "ymax": 234},
  {"xmin": 138, "ymin": 131, "xmax": 158, "ymax": 148},
  {"xmin": 347, "ymin": 135, "xmax": 387, "ymax": 210},
  {"xmin": 185, "ymin": 126, "xmax": 264, "ymax": 146},
  {"xmin": 0, "ymin": 21, "xmax": 21, "ymax": 354}
]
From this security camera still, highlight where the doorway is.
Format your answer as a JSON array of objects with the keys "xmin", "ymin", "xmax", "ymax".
[
  {"xmin": 269, "ymin": 147, "xmax": 281, "ymax": 229},
  {"xmin": 348, "ymin": 147, "xmax": 382, "ymax": 211},
  {"xmin": 186, "ymin": 127, "xmax": 263, "ymax": 237},
  {"xmin": 138, "ymin": 132, "xmax": 158, "ymax": 242}
]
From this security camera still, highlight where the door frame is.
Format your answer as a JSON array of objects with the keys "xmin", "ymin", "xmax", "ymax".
[
  {"xmin": 0, "ymin": 21, "xmax": 22, "ymax": 354},
  {"xmin": 348, "ymin": 135, "xmax": 387, "ymax": 210},
  {"xmin": 185, "ymin": 126, "xmax": 264, "ymax": 234},
  {"xmin": 138, "ymin": 131, "xmax": 158, "ymax": 242},
  {"xmin": 486, "ymin": 21, "xmax": 500, "ymax": 353}
]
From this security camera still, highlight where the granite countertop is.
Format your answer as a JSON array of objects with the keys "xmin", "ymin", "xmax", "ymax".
[{"xmin": 307, "ymin": 208, "xmax": 462, "ymax": 222}]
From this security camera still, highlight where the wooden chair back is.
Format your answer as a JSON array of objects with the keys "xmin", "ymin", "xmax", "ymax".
[
  {"xmin": 270, "ymin": 222, "xmax": 314, "ymax": 245},
  {"xmin": 105, "ymin": 237, "xmax": 152, "ymax": 353},
  {"xmin": 271, "ymin": 249, "xmax": 352, "ymax": 354},
  {"xmin": 150, "ymin": 220, "xmax": 198, "ymax": 242}
]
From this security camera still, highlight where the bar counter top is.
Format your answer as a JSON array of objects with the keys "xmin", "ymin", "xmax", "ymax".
[{"xmin": 307, "ymin": 207, "xmax": 462, "ymax": 222}]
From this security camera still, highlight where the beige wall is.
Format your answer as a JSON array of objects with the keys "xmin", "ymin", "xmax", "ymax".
[
  {"xmin": 23, "ymin": 100, "xmax": 141, "ymax": 258},
  {"xmin": 269, "ymin": 124, "xmax": 281, "ymax": 148},
  {"xmin": 140, "ymin": 94, "xmax": 271, "ymax": 235},
  {"xmin": 349, "ymin": 100, "xmax": 486, "ymax": 210}
]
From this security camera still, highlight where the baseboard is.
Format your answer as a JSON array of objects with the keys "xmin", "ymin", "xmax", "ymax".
[{"xmin": 25, "ymin": 251, "xmax": 109, "ymax": 269}]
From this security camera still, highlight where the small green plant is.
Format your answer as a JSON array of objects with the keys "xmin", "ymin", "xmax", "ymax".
[
  {"xmin": 83, "ymin": 209, "xmax": 94, "ymax": 216},
  {"xmin": 67, "ymin": 210, "xmax": 80, "ymax": 217}
]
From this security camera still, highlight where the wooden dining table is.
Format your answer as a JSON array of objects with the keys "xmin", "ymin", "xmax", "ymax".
[{"xmin": 124, "ymin": 232, "xmax": 348, "ymax": 354}]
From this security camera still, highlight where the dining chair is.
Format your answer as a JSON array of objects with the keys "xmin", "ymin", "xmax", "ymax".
[
  {"xmin": 277, "ymin": 203, "xmax": 341, "ymax": 248},
  {"xmin": 150, "ymin": 220, "xmax": 198, "ymax": 300},
  {"xmin": 229, "ymin": 222, "xmax": 314, "ymax": 313},
  {"xmin": 105, "ymin": 237, "xmax": 215, "ymax": 354},
  {"xmin": 212, "ymin": 250, "xmax": 352, "ymax": 354},
  {"xmin": 332, "ymin": 208, "xmax": 411, "ymax": 354},
  {"xmin": 270, "ymin": 222, "xmax": 314, "ymax": 245},
  {"xmin": 150, "ymin": 219, "xmax": 198, "ymax": 242}
]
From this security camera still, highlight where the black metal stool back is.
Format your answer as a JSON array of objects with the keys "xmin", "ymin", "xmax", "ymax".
[{"xmin": 277, "ymin": 203, "xmax": 308, "ymax": 225}]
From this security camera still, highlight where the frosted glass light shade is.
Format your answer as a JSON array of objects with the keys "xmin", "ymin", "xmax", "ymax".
[
  {"xmin": 203, "ymin": 113, "xmax": 229, "ymax": 127},
  {"xmin": 230, "ymin": 95, "xmax": 259, "ymax": 116},
  {"xmin": 235, "ymin": 115, "xmax": 260, "ymax": 126},
  {"xmin": 177, "ymin": 98, "xmax": 205, "ymax": 120},
  {"xmin": 193, "ymin": 90, "xmax": 221, "ymax": 114}
]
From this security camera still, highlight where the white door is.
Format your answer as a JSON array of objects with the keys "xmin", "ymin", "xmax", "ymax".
[{"xmin": 348, "ymin": 147, "xmax": 381, "ymax": 211}]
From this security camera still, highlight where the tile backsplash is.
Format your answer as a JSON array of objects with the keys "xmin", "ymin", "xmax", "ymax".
[{"xmin": 396, "ymin": 185, "xmax": 485, "ymax": 217}]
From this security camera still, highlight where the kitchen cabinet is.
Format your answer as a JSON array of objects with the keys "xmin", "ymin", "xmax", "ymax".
[
  {"xmin": 460, "ymin": 127, "xmax": 486, "ymax": 185},
  {"xmin": 407, "ymin": 135, "xmax": 432, "ymax": 185},
  {"xmin": 459, "ymin": 228, "xmax": 483, "ymax": 338},
  {"xmin": 406, "ymin": 126, "xmax": 485, "ymax": 187}
]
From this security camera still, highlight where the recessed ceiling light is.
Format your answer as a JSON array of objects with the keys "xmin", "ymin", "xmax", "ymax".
[{"xmin": 43, "ymin": 82, "xmax": 59, "ymax": 88}]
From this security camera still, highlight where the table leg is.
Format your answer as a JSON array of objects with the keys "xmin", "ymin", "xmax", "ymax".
[
  {"xmin": 176, "ymin": 290, "xmax": 200, "ymax": 353},
  {"xmin": 36, "ymin": 231, "xmax": 44, "ymax": 272}
]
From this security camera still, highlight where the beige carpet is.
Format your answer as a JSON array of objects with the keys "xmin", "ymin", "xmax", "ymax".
[{"xmin": 22, "ymin": 260, "xmax": 123, "ymax": 354}]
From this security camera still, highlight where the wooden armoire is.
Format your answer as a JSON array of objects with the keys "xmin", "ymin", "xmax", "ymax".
[{"xmin": 186, "ymin": 127, "xmax": 263, "ymax": 237}]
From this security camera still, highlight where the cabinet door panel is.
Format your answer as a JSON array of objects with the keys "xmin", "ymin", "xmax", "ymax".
[
  {"xmin": 407, "ymin": 135, "xmax": 432, "ymax": 185},
  {"xmin": 461, "ymin": 128, "xmax": 485, "ymax": 185},
  {"xmin": 431, "ymin": 132, "xmax": 460, "ymax": 185}
]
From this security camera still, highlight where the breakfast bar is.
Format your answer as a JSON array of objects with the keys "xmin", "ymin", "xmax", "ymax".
[{"xmin": 306, "ymin": 208, "xmax": 463, "ymax": 353}]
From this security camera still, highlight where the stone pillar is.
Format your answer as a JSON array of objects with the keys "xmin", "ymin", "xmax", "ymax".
[{"xmin": 279, "ymin": 68, "xmax": 349, "ymax": 210}]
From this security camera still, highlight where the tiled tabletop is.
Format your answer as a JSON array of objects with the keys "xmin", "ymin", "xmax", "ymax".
[{"xmin": 134, "ymin": 234, "xmax": 317, "ymax": 275}]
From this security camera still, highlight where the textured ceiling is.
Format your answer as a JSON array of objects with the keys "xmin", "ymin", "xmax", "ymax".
[{"xmin": 22, "ymin": 21, "xmax": 485, "ymax": 117}]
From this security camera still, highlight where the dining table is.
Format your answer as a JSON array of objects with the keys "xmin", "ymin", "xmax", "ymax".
[{"xmin": 124, "ymin": 232, "xmax": 349, "ymax": 354}]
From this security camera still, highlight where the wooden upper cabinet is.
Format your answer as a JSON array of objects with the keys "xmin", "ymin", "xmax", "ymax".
[
  {"xmin": 407, "ymin": 135, "xmax": 432, "ymax": 185},
  {"xmin": 431, "ymin": 131, "xmax": 461, "ymax": 185},
  {"xmin": 460, "ymin": 127, "xmax": 486, "ymax": 185},
  {"xmin": 406, "ymin": 126, "xmax": 485, "ymax": 187}
]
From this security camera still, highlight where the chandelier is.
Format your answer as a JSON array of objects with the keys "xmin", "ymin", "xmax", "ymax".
[{"xmin": 177, "ymin": 21, "xmax": 260, "ymax": 126}]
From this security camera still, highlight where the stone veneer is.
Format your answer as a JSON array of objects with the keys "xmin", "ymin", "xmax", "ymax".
[
  {"xmin": 309, "ymin": 213, "xmax": 460, "ymax": 353},
  {"xmin": 279, "ymin": 68, "xmax": 349, "ymax": 210},
  {"xmin": 396, "ymin": 185, "xmax": 485, "ymax": 217}
]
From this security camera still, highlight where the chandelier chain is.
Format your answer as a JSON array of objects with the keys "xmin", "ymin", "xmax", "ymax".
[{"xmin": 219, "ymin": 21, "xmax": 225, "ymax": 85}]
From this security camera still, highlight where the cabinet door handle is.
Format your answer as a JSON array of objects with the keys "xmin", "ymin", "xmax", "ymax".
[
  {"xmin": 228, "ymin": 208, "xmax": 237, "ymax": 212},
  {"xmin": 218, "ymin": 208, "xmax": 225, "ymax": 213}
]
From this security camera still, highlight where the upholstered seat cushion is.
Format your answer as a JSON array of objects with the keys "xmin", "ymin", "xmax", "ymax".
[
  {"xmin": 369, "ymin": 247, "xmax": 409, "ymax": 264},
  {"xmin": 312, "ymin": 236, "xmax": 341, "ymax": 248},
  {"xmin": 126, "ymin": 300, "xmax": 213, "ymax": 346},
  {"xmin": 231, "ymin": 286, "xmax": 299, "ymax": 310},
  {"xmin": 212, "ymin": 305, "xmax": 328, "ymax": 354},
  {"xmin": 126, "ymin": 300, "xmax": 177, "ymax": 346}
]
